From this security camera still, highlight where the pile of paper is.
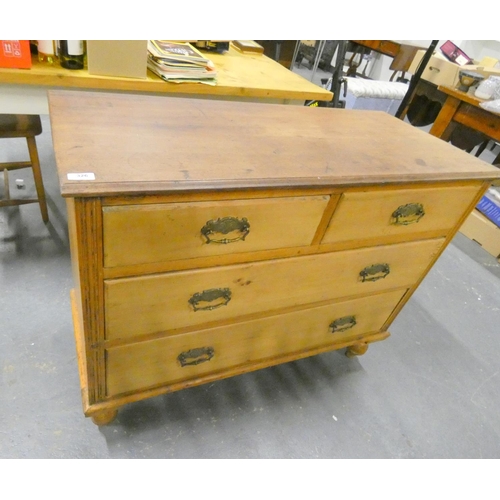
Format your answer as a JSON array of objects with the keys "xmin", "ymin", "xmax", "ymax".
[{"xmin": 147, "ymin": 40, "xmax": 217, "ymax": 85}]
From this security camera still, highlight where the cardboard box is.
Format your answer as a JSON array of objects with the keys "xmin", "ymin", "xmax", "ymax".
[
  {"xmin": 87, "ymin": 40, "xmax": 147, "ymax": 79},
  {"xmin": 0, "ymin": 40, "xmax": 31, "ymax": 69},
  {"xmin": 408, "ymin": 49, "xmax": 500, "ymax": 88},
  {"xmin": 459, "ymin": 209, "xmax": 500, "ymax": 261},
  {"xmin": 476, "ymin": 193, "xmax": 500, "ymax": 228}
]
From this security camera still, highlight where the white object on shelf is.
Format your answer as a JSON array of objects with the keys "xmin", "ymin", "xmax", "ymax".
[
  {"xmin": 480, "ymin": 98, "xmax": 500, "ymax": 114},
  {"xmin": 475, "ymin": 76, "xmax": 500, "ymax": 99}
]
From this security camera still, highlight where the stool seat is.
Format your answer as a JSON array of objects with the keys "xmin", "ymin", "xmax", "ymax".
[
  {"xmin": 0, "ymin": 114, "xmax": 42, "ymax": 138},
  {"xmin": 0, "ymin": 114, "xmax": 48, "ymax": 223}
]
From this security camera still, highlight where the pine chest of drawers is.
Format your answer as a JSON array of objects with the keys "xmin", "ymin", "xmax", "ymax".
[{"xmin": 49, "ymin": 90, "xmax": 500, "ymax": 425}]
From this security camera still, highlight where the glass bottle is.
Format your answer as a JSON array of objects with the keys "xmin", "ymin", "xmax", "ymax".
[
  {"xmin": 37, "ymin": 40, "xmax": 56, "ymax": 64},
  {"xmin": 57, "ymin": 40, "xmax": 85, "ymax": 70}
]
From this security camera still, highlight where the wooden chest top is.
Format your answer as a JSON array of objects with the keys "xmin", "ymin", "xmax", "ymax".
[{"xmin": 48, "ymin": 90, "xmax": 500, "ymax": 197}]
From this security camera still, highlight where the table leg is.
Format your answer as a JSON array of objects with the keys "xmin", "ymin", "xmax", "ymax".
[{"xmin": 429, "ymin": 95, "xmax": 461, "ymax": 141}]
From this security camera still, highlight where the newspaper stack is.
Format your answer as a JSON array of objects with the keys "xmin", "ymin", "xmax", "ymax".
[{"xmin": 147, "ymin": 40, "xmax": 217, "ymax": 85}]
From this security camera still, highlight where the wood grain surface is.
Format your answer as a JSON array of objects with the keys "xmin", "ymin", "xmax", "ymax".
[
  {"xmin": 48, "ymin": 90, "xmax": 500, "ymax": 198},
  {"xmin": 0, "ymin": 46, "xmax": 332, "ymax": 102}
]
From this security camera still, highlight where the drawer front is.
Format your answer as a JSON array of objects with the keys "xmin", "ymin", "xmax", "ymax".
[
  {"xmin": 421, "ymin": 57, "xmax": 459, "ymax": 86},
  {"xmin": 378, "ymin": 40, "xmax": 400, "ymax": 57},
  {"xmin": 104, "ymin": 238, "xmax": 444, "ymax": 341},
  {"xmin": 322, "ymin": 185, "xmax": 481, "ymax": 245},
  {"xmin": 103, "ymin": 195, "xmax": 330, "ymax": 267},
  {"xmin": 106, "ymin": 289, "xmax": 406, "ymax": 396},
  {"xmin": 352, "ymin": 40, "xmax": 400, "ymax": 57},
  {"xmin": 409, "ymin": 53, "xmax": 459, "ymax": 86}
]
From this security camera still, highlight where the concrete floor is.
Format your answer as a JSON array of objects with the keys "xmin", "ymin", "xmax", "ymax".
[{"xmin": 1, "ymin": 114, "xmax": 500, "ymax": 459}]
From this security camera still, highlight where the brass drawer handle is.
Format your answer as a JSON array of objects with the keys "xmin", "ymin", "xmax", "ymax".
[
  {"xmin": 178, "ymin": 347, "xmax": 215, "ymax": 367},
  {"xmin": 360, "ymin": 263, "xmax": 390, "ymax": 282},
  {"xmin": 201, "ymin": 216, "xmax": 250, "ymax": 244},
  {"xmin": 391, "ymin": 203, "xmax": 425, "ymax": 225},
  {"xmin": 330, "ymin": 315, "xmax": 357, "ymax": 333},
  {"xmin": 188, "ymin": 287, "xmax": 232, "ymax": 311}
]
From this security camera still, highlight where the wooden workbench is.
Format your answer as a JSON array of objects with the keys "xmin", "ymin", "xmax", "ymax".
[
  {"xmin": 430, "ymin": 85, "xmax": 500, "ymax": 142},
  {"xmin": 0, "ymin": 46, "xmax": 333, "ymax": 114}
]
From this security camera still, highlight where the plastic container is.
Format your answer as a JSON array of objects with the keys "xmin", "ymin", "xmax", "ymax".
[{"xmin": 475, "ymin": 75, "xmax": 500, "ymax": 100}]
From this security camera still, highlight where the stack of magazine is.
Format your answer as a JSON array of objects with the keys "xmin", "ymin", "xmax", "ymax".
[{"xmin": 147, "ymin": 40, "xmax": 217, "ymax": 85}]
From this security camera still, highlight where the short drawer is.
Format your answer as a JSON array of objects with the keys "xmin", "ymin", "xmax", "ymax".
[
  {"xmin": 106, "ymin": 289, "xmax": 406, "ymax": 396},
  {"xmin": 104, "ymin": 237, "xmax": 444, "ymax": 341},
  {"xmin": 322, "ymin": 184, "xmax": 481, "ymax": 245},
  {"xmin": 102, "ymin": 195, "xmax": 330, "ymax": 267},
  {"xmin": 409, "ymin": 52, "xmax": 460, "ymax": 87}
]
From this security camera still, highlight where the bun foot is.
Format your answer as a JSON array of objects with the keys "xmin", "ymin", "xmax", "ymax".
[
  {"xmin": 91, "ymin": 408, "xmax": 118, "ymax": 426},
  {"xmin": 345, "ymin": 342, "xmax": 368, "ymax": 358}
]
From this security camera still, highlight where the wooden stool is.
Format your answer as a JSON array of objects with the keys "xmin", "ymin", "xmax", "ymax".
[{"xmin": 0, "ymin": 114, "xmax": 48, "ymax": 223}]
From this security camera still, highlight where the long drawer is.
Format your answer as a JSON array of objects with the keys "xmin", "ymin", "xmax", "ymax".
[
  {"xmin": 106, "ymin": 289, "xmax": 406, "ymax": 396},
  {"xmin": 322, "ymin": 184, "xmax": 481, "ymax": 245},
  {"xmin": 103, "ymin": 195, "xmax": 330, "ymax": 267},
  {"xmin": 104, "ymin": 238, "xmax": 444, "ymax": 341}
]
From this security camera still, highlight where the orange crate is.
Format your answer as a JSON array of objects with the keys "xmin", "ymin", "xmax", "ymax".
[{"xmin": 0, "ymin": 40, "xmax": 32, "ymax": 69}]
